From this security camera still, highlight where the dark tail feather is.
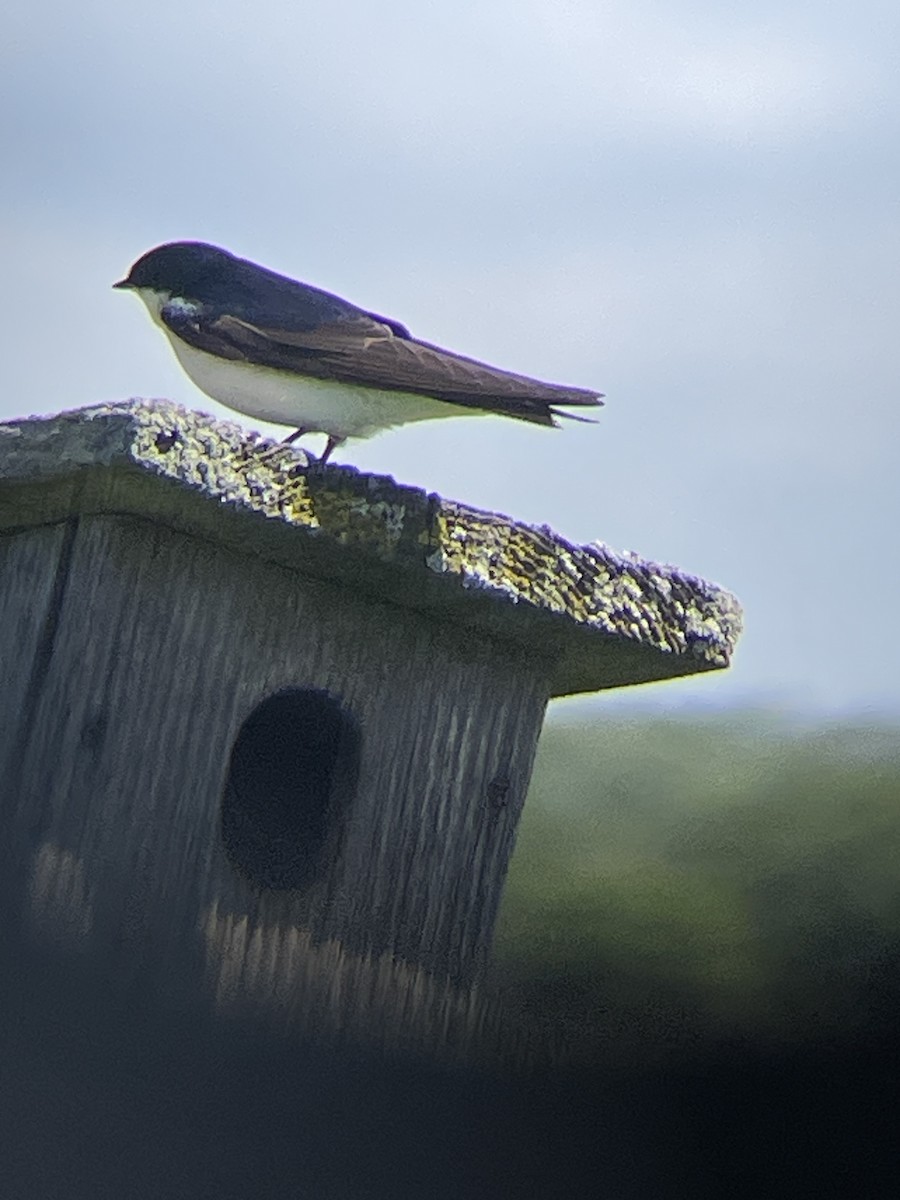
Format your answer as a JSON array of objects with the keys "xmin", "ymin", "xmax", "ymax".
[{"xmin": 552, "ymin": 395, "xmax": 605, "ymax": 425}]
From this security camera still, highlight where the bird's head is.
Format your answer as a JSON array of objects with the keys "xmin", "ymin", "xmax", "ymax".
[{"xmin": 114, "ymin": 241, "xmax": 237, "ymax": 302}]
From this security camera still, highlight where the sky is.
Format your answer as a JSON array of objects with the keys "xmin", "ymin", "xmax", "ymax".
[{"xmin": 2, "ymin": 0, "xmax": 898, "ymax": 719}]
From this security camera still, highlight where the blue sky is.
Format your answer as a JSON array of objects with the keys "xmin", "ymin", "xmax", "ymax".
[{"xmin": 3, "ymin": 0, "xmax": 898, "ymax": 717}]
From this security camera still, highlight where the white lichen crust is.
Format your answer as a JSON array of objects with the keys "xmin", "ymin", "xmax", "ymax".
[{"xmin": 0, "ymin": 400, "xmax": 742, "ymax": 695}]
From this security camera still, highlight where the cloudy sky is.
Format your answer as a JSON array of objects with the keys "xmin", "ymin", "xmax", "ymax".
[{"xmin": 3, "ymin": 0, "xmax": 898, "ymax": 719}]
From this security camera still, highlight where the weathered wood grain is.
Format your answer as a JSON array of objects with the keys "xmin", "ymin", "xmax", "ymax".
[{"xmin": 1, "ymin": 513, "xmax": 549, "ymax": 1007}]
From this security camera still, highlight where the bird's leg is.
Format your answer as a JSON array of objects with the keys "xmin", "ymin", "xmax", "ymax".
[
  {"xmin": 280, "ymin": 428, "xmax": 342, "ymax": 463},
  {"xmin": 319, "ymin": 435, "xmax": 344, "ymax": 464}
]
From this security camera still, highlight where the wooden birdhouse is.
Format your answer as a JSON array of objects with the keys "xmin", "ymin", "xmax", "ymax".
[{"xmin": 0, "ymin": 401, "xmax": 741, "ymax": 1048}]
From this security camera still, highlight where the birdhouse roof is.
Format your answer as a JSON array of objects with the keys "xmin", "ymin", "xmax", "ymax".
[{"xmin": 0, "ymin": 401, "xmax": 742, "ymax": 696}]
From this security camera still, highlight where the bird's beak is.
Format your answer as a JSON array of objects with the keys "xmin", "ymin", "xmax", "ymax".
[{"xmin": 112, "ymin": 278, "xmax": 133, "ymax": 290}]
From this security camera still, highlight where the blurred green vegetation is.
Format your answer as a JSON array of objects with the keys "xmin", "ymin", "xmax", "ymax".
[{"xmin": 492, "ymin": 712, "xmax": 900, "ymax": 1062}]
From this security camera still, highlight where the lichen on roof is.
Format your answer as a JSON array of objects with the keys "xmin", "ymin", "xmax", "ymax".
[{"xmin": 0, "ymin": 400, "xmax": 743, "ymax": 695}]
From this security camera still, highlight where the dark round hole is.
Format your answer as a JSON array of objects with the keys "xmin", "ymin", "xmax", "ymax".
[{"xmin": 221, "ymin": 688, "xmax": 358, "ymax": 890}]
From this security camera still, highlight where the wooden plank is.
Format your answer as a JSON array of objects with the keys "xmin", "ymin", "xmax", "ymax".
[
  {"xmin": 0, "ymin": 521, "xmax": 79, "ymax": 919},
  {"xmin": 0, "ymin": 522, "xmax": 73, "ymax": 775},
  {"xmin": 2, "ymin": 513, "xmax": 551, "ymax": 998}
]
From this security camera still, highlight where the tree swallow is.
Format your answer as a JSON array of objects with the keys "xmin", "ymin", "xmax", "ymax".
[{"xmin": 114, "ymin": 241, "xmax": 604, "ymax": 462}]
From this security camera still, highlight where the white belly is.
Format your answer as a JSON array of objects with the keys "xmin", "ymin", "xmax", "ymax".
[{"xmin": 166, "ymin": 334, "xmax": 470, "ymax": 439}]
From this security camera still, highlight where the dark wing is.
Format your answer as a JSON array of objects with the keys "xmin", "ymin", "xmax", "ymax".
[{"xmin": 161, "ymin": 304, "xmax": 603, "ymax": 426}]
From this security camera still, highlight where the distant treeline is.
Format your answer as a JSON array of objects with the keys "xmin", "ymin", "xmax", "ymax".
[{"xmin": 492, "ymin": 712, "xmax": 900, "ymax": 1064}]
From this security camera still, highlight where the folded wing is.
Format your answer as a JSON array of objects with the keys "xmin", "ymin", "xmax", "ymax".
[{"xmin": 161, "ymin": 304, "xmax": 603, "ymax": 426}]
